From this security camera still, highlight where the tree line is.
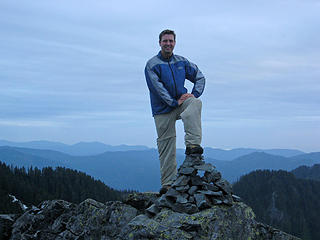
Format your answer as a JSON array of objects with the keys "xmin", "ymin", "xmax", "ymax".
[
  {"xmin": 233, "ymin": 167, "xmax": 320, "ymax": 240},
  {"xmin": 0, "ymin": 161, "xmax": 132, "ymax": 214}
]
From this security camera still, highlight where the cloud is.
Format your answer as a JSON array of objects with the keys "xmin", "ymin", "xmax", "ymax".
[
  {"xmin": 0, "ymin": 0, "xmax": 319, "ymax": 151},
  {"xmin": 0, "ymin": 119, "xmax": 58, "ymax": 127}
]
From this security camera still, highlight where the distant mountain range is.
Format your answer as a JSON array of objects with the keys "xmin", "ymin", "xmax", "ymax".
[
  {"xmin": 0, "ymin": 146, "xmax": 161, "ymax": 191},
  {"xmin": 203, "ymin": 147, "xmax": 305, "ymax": 160},
  {"xmin": 0, "ymin": 140, "xmax": 305, "ymax": 159},
  {"xmin": 0, "ymin": 140, "xmax": 150, "ymax": 156},
  {"xmin": 207, "ymin": 152, "xmax": 320, "ymax": 182},
  {"xmin": 0, "ymin": 141, "xmax": 319, "ymax": 192}
]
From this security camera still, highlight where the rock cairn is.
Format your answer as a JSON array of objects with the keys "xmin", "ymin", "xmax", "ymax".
[{"xmin": 148, "ymin": 154, "xmax": 240, "ymax": 215}]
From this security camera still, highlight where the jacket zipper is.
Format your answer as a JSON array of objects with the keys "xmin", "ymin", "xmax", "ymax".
[{"xmin": 168, "ymin": 62, "xmax": 178, "ymax": 98}]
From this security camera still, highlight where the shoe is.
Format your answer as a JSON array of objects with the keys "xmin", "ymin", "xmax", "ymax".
[
  {"xmin": 185, "ymin": 144, "xmax": 203, "ymax": 155},
  {"xmin": 159, "ymin": 185, "xmax": 170, "ymax": 195}
]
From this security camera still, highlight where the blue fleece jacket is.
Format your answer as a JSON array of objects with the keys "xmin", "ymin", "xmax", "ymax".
[{"xmin": 145, "ymin": 51, "xmax": 205, "ymax": 116}]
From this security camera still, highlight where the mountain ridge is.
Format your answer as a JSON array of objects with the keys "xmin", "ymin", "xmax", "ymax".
[
  {"xmin": 1, "ymin": 146, "xmax": 319, "ymax": 191},
  {"xmin": 0, "ymin": 140, "xmax": 150, "ymax": 156},
  {"xmin": 1, "ymin": 139, "xmax": 306, "ymax": 159}
]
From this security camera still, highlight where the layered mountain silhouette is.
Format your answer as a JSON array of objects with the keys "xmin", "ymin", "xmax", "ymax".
[
  {"xmin": 0, "ymin": 140, "xmax": 150, "ymax": 156},
  {"xmin": 1, "ymin": 142, "xmax": 319, "ymax": 191},
  {"xmin": 208, "ymin": 151, "xmax": 320, "ymax": 182},
  {"xmin": 1, "ymin": 140, "xmax": 305, "ymax": 158}
]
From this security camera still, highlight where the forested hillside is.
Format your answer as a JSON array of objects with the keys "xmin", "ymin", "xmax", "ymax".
[
  {"xmin": 292, "ymin": 164, "xmax": 320, "ymax": 181},
  {"xmin": 0, "ymin": 161, "xmax": 130, "ymax": 214},
  {"xmin": 233, "ymin": 169, "xmax": 320, "ymax": 240}
]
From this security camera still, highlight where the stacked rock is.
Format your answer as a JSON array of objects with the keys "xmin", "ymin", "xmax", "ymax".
[{"xmin": 148, "ymin": 154, "xmax": 239, "ymax": 215}]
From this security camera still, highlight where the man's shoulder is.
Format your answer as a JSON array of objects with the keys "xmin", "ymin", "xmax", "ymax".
[
  {"xmin": 146, "ymin": 54, "xmax": 163, "ymax": 69},
  {"xmin": 146, "ymin": 53, "xmax": 189, "ymax": 68},
  {"xmin": 173, "ymin": 54, "xmax": 188, "ymax": 61},
  {"xmin": 172, "ymin": 54, "xmax": 191, "ymax": 65}
]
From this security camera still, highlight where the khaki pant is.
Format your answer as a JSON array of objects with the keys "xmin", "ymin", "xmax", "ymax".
[{"xmin": 154, "ymin": 97, "xmax": 202, "ymax": 187}]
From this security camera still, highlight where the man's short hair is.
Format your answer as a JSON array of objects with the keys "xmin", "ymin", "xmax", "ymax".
[{"xmin": 159, "ymin": 29, "xmax": 176, "ymax": 42}]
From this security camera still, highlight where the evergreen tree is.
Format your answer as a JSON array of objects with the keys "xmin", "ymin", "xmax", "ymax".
[
  {"xmin": 233, "ymin": 169, "xmax": 320, "ymax": 240},
  {"xmin": 0, "ymin": 161, "xmax": 131, "ymax": 214}
]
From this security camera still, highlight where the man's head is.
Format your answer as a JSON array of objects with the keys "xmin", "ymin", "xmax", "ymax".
[{"xmin": 159, "ymin": 29, "xmax": 176, "ymax": 58}]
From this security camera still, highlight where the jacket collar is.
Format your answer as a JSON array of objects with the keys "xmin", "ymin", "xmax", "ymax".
[{"xmin": 157, "ymin": 51, "xmax": 174, "ymax": 62}]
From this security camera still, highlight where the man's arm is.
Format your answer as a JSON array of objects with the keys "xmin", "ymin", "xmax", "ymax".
[
  {"xmin": 185, "ymin": 60, "xmax": 205, "ymax": 98},
  {"xmin": 145, "ymin": 64, "xmax": 179, "ymax": 108}
]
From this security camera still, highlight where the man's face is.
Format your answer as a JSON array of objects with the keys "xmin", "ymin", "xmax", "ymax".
[{"xmin": 159, "ymin": 34, "xmax": 175, "ymax": 57}]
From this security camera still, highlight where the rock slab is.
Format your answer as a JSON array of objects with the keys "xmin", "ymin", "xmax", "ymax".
[{"xmin": 8, "ymin": 196, "xmax": 300, "ymax": 240}]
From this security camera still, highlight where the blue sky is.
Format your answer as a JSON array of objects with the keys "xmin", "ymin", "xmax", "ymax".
[{"xmin": 0, "ymin": 0, "xmax": 319, "ymax": 152}]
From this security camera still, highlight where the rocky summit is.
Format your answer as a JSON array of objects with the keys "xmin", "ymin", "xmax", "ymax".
[{"xmin": 5, "ymin": 154, "xmax": 300, "ymax": 240}]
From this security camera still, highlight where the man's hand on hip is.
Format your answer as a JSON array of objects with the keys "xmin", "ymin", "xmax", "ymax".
[{"xmin": 178, "ymin": 93, "xmax": 194, "ymax": 105}]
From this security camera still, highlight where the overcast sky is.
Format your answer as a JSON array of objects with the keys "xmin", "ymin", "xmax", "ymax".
[{"xmin": 0, "ymin": 0, "xmax": 319, "ymax": 152}]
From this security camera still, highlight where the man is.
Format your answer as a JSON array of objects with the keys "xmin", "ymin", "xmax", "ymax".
[{"xmin": 145, "ymin": 29, "xmax": 205, "ymax": 194}]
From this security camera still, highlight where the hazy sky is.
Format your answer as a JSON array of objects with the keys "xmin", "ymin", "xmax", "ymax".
[{"xmin": 1, "ymin": 0, "xmax": 319, "ymax": 152}]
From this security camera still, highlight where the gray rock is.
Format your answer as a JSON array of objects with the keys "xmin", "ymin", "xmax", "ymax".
[
  {"xmin": 10, "ymin": 199, "xmax": 140, "ymax": 240},
  {"xmin": 155, "ymin": 209, "xmax": 200, "ymax": 230},
  {"xmin": 108, "ymin": 201, "xmax": 138, "ymax": 226},
  {"xmin": 183, "ymin": 203, "xmax": 198, "ymax": 214},
  {"xmin": 175, "ymin": 185, "xmax": 190, "ymax": 193},
  {"xmin": 166, "ymin": 187, "xmax": 180, "ymax": 199},
  {"xmin": 11, "ymin": 200, "xmax": 76, "ymax": 240},
  {"xmin": 124, "ymin": 192, "xmax": 158, "ymax": 211},
  {"xmin": 171, "ymin": 202, "xmax": 198, "ymax": 214},
  {"xmin": 176, "ymin": 195, "xmax": 188, "ymax": 204},
  {"xmin": 188, "ymin": 196, "xmax": 195, "ymax": 203},
  {"xmin": 190, "ymin": 175, "xmax": 203, "ymax": 186},
  {"xmin": 178, "ymin": 166, "xmax": 196, "ymax": 175},
  {"xmin": 202, "ymin": 183, "xmax": 220, "ymax": 192},
  {"xmin": 155, "ymin": 195, "xmax": 171, "ymax": 208},
  {"xmin": 128, "ymin": 213, "xmax": 150, "ymax": 224},
  {"xmin": 223, "ymin": 198, "xmax": 233, "ymax": 206},
  {"xmin": 212, "ymin": 199, "xmax": 223, "ymax": 205},
  {"xmin": 172, "ymin": 175, "xmax": 190, "ymax": 187},
  {"xmin": 123, "ymin": 212, "xmax": 194, "ymax": 239},
  {"xmin": 204, "ymin": 169, "xmax": 221, "ymax": 182},
  {"xmin": 194, "ymin": 194, "xmax": 211, "ymax": 209},
  {"xmin": 198, "ymin": 190, "xmax": 223, "ymax": 197},
  {"xmin": 215, "ymin": 179, "xmax": 233, "ymax": 195},
  {"xmin": 172, "ymin": 202, "xmax": 189, "ymax": 213},
  {"xmin": 194, "ymin": 163, "xmax": 215, "ymax": 172},
  {"xmin": 146, "ymin": 204, "xmax": 160, "ymax": 216},
  {"xmin": 232, "ymin": 194, "xmax": 241, "ymax": 202},
  {"xmin": 188, "ymin": 186, "xmax": 198, "ymax": 195}
]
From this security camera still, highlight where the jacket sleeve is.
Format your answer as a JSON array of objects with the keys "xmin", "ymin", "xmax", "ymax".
[
  {"xmin": 145, "ymin": 63, "xmax": 179, "ymax": 108},
  {"xmin": 185, "ymin": 60, "xmax": 205, "ymax": 98}
]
